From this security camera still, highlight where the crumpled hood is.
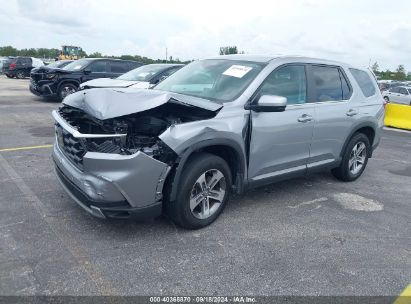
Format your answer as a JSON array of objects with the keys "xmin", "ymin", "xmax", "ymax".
[
  {"xmin": 31, "ymin": 66, "xmax": 70, "ymax": 74},
  {"xmin": 80, "ymin": 78, "xmax": 140, "ymax": 89},
  {"xmin": 63, "ymin": 87, "xmax": 223, "ymax": 120}
]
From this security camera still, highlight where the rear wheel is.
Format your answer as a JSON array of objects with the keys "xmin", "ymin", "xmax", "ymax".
[
  {"xmin": 6, "ymin": 74, "xmax": 14, "ymax": 78},
  {"xmin": 58, "ymin": 83, "xmax": 77, "ymax": 101},
  {"xmin": 15, "ymin": 71, "xmax": 25, "ymax": 79},
  {"xmin": 383, "ymin": 96, "xmax": 389, "ymax": 102},
  {"xmin": 332, "ymin": 133, "xmax": 370, "ymax": 181},
  {"xmin": 166, "ymin": 153, "xmax": 232, "ymax": 229}
]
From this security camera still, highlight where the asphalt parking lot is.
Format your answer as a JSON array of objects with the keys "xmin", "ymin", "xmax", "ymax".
[{"xmin": 0, "ymin": 76, "xmax": 410, "ymax": 297}]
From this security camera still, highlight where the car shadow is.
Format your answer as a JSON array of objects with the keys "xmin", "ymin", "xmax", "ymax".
[{"xmin": 76, "ymin": 171, "xmax": 337, "ymax": 237}]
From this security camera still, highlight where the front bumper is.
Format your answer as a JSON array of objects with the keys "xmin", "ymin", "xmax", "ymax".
[
  {"xmin": 29, "ymin": 81, "xmax": 57, "ymax": 97},
  {"xmin": 53, "ymin": 142, "xmax": 170, "ymax": 219}
]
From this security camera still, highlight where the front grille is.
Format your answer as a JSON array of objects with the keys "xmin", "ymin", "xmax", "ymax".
[{"xmin": 56, "ymin": 123, "xmax": 86, "ymax": 170}]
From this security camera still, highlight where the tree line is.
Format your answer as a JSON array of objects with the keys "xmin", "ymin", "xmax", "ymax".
[
  {"xmin": 3, "ymin": 45, "xmax": 406, "ymax": 80},
  {"xmin": 371, "ymin": 62, "xmax": 409, "ymax": 81},
  {"xmin": 0, "ymin": 46, "xmax": 190, "ymax": 64}
]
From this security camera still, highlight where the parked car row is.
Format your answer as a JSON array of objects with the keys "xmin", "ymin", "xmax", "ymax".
[
  {"xmin": 2, "ymin": 56, "xmax": 44, "ymax": 79},
  {"xmin": 28, "ymin": 58, "xmax": 183, "ymax": 100},
  {"xmin": 381, "ymin": 86, "xmax": 411, "ymax": 105},
  {"xmin": 0, "ymin": 56, "xmax": 13, "ymax": 74}
]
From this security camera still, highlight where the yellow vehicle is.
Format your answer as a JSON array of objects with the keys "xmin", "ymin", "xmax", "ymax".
[{"xmin": 58, "ymin": 45, "xmax": 83, "ymax": 60}]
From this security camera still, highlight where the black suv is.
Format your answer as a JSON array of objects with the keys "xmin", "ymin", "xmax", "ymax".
[
  {"xmin": 29, "ymin": 58, "xmax": 142, "ymax": 100},
  {"xmin": 3, "ymin": 57, "xmax": 44, "ymax": 79}
]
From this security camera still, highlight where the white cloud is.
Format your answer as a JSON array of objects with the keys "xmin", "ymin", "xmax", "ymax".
[{"xmin": 0, "ymin": 0, "xmax": 410, "ymax": 70}]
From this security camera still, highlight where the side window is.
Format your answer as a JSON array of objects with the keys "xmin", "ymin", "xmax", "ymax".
[
  {"xmin": 88, "ymin": 61, "xmax": 107, "ymax": 73},
  {"xmin": 110, "ymin": 61, "xmax": 129, "ymax": 73},
  {"xmin": 399, "ymin": 88, "xmax": 408, "ymax": 95},
  {"xmin": 312, "ymin": 65, "xmax": 344, "ymax": 102},
  {"xmin": 390, "ymin": 87, "xmax": 399, "ymax": 93},
  {"xmin": 349, "ymin": 68, "xmax": 376, "ymax": 97},
  {"xmin": 259, "ymin": 65, "xmax": 306, "ymax": 105}
]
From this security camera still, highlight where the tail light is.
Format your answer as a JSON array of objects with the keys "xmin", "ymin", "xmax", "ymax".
[{"xmin": 9, "ymin": 63, "xmax": 16, "ymax": 70}]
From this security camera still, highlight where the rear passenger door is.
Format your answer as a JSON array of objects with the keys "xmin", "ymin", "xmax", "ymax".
[
  {"xmin": 21, "ymin": 58, "xmax": 32, "ymax": 74},
  {"xmin": 397, "ymin": 87, "xmax": 410, "ymax": 105},
  {"xmin": 307, "ymin": 65, "xmax": 353, "ymax": 172},
  {"xmin": 387, "ymin": 87, "xmax": 401, "ymax": 103}
]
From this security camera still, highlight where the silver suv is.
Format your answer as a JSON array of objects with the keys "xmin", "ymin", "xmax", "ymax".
[{"xmin": 52, "ymin": 55, "xmax": 384, "ymax": 229}]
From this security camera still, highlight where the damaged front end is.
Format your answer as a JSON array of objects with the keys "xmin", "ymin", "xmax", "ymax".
[{"xmin": 52, "ymin": 88, "xmax": 221, "ymax": 219}]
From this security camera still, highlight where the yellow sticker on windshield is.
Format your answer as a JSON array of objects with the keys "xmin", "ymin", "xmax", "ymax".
[{"xmin": 223, "ymin": 65, "xmax": 253, "ymax": 78}]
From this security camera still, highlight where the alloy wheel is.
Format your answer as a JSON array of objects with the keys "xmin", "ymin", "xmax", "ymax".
[
  {"xmin": 189, "ymin": 169, "xmax": 226, "ymax": 220},
  {"xmin": 349, "ymin": 142, "xmax": 366, "ymax": 175}
]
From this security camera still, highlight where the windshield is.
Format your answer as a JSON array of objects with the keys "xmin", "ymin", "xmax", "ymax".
[
  {"xmin": 154, "ymin": 59, "xmax": 265, "ymax": 102},
  {"xmin": 118, "ymin": 65, "xmax": 169, "ymax": 81},
  {"xmin": 63, "ymin": 59, "xmax": 92, "ymax": 71}
]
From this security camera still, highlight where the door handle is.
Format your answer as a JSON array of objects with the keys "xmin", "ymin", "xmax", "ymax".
[
  {"xmin": 346, "ymin": 109, "xmax": 358, "ymax": 117},
  {"xmin": 297, "ymin": 114, "xmax": 313, "ymax": 123}
]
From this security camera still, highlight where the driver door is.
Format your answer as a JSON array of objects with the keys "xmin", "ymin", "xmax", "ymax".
[{"xmin": 248, "ymin": 64, "xmax": 315, "ymax": 185}]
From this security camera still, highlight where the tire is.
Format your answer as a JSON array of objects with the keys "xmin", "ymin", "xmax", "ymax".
[
  {"xmin": 58, "ymin": 83, "xmax": 77, "ymax": 101},
  {"xmin": 6, "ymin": 74, "xmax": 14, "ymax": 78},
  {"xmin": 383, "ymin": 96, "xmax": 389, "ymax": 102},
  {"xmin": 165, "ymin": 153, "xmax": 232, "ymax": 229},
  {"xmin": 332, "ymin": 133, "xmax": 371, "ymax": 182},
  {"xmin": 15, "ymin": 71, "xmax": 25, "ymax": 79}
]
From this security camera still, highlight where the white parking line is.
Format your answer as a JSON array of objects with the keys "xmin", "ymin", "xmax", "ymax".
[{"xmin": 0, "ymin": 153, "xmax": 118, "ymax": 295}]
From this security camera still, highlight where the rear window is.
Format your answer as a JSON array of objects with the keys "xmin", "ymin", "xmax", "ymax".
[
  {"xmin": 110, "ymin": 61, "xmax": 129, "ymax": 73},
  {"xmin": 128, "ymin": 61, "xmax": 141, "ymax": 69},
  {"xmin": 349, "ymin": 69, "xmax": 376, "ymax": 97}
]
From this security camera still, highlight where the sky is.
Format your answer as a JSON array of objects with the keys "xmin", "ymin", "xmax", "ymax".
[{"xmin": 0, "ymin": 0, "xmax": 410, "ymax": 71}]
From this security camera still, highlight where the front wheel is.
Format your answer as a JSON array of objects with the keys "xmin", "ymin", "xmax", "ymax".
[
  {"xmin": 383, "ymin": 96, "xmax": 389, "ymax": 102},
  {"xmin": 58, "ymin": 83, "xmax": 77, "ymax": 101},
  {"xmin": 6, "ymin": 74, "xmax": 14, "ymax": 78},
  {"xmin": 332, "ymin": 133, "xmax": 370, "ymax": 182},
  {"xmin": 166, "ymin": 153, "xmax": 232, "ymax": 229},
  {"xmin": 16, "ymin": 71, "xmax": 25, "ymax": 79}
]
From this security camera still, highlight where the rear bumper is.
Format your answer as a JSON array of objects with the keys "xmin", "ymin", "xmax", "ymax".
[
  {"xmin": 5, "ymin": 70, "xmax": 15, "ymax": 76},
  {"xmin": 52, "ymin": 143, "xmax": 170, "ymax": 219}
]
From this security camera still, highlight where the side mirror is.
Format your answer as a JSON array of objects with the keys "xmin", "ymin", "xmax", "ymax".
[
  {"xmin": 247, "ymin": 95, "xmax": 287, "ymax": 112},
  {"xmin": 83, "ymin": 68, "xmax": 92, "ymax": 75}
]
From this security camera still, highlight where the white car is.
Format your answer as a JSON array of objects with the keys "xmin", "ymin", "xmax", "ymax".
[
  {"xmin": 382, "ymin": 86, "xmax": 411, "ymax": 105},
  {"xmin": 79, "ymin": 63, "xmax": 183, "ymax": 90}
]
